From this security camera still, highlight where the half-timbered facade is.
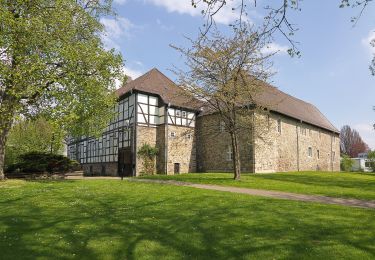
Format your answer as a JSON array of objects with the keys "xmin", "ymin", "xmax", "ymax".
[{"xmin": 67, "ymin": 68, "xmax": 340, "ymax": 176}]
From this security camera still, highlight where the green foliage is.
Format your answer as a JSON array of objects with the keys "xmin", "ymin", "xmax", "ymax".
[
  {"xmin": 0, "ymin": 0, "xmax": 123, "ymax": 137},
  {"xmin": 5, "ymin": 117, "xmax": 64, "ymax": 167},
  {"xmin": 340, "ymin": 154, "xmax": 354, "ymax": 172},
  {"xmin": 137, "ymin": 143, "xmax": 158, "ymax": 175},
  {"xmin": 367, "ymin": 150, "xmax": 375, "ymax": 172},
  {"xmin": 6, "ymin": 152, "xmax": 80, "ymax": 174},
  {"xmin": 0, "ymin": 0, "xmax": 123, "ymax": 177}
]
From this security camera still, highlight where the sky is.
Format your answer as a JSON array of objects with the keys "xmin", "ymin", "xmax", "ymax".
[{"xmin": 102, "ymin": 0, "xmax": 375, "ymax": 149}]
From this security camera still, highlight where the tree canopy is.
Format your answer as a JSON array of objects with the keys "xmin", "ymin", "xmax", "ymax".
[
  {"xmin": 0, "ymin": 0, "xmax": 124, "ymax": 178},
  {"xmin": 340, "ymin": 125, "xmax": 370, "ymax": 157}
]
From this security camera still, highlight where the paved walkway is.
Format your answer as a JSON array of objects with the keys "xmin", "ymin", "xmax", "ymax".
[{"xmin": 129, "ymin": 179, "xmax": 375, "ymax": 209}]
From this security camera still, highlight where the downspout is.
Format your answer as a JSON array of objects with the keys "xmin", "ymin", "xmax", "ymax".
[
  {"xmin": 330, "ymin": 133, "xmax": 333, "ymax": 172},
  {"xmin": 165, "ymin": 104, "xmax": 170, "ymax": 174},
  {"xmin": 252, "ymin": 112, "xmax": 256, "ymax": 173},
  {"xmin": 133, "ymin": 91, "xmax": 138, "ymax": 177},
  {"xmin": 296, "ymin": 124, "xmax": 300, "ymax": 172}
]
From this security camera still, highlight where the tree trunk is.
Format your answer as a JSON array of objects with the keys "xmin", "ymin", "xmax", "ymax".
[
  {"xmin": 0, "ymin": 102, "xmax": 15, "ymax": 180},
  {"xmin": 230, "ymin": 132, "xmax": 241, "ymax": 180},
  {"xmin": 0, "ymin": 128, "xmax": 9, "ymax": 180}
]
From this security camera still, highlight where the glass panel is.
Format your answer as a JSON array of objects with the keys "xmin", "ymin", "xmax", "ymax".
[
  {"xmin": 139, "ymin": 103, "xmax": 148, "ymax": 113},
  {"xmin": 176, "ymin": 117, "xmax": 181, "ymax": 125}
]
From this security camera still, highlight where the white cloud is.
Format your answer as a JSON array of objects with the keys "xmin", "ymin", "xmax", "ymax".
[
  {"xmin": 113, "ymin": 0, "xmax": 127, "ymax": 5},
  {"xmin": 123, "ymin": 67, "xmax": 143, "ymax": 80},
  {"xmin": 115, "ymin": 66, "xmax": 144, "ymax": 89},
  {"xmin": 361, "ymin": 29, "xmax": 375, "ymax": 55},
  {"xmin": 101, "ymin": 17, "xmax": 135, "ymax": 50},
  {"xmin": 354, "ymin": 123, "xmax": 375, "ymax": 150},
  {"xmin": 145, "ymin": 0, "xmax": 246, "ymax": 25},
  {"xmin": 261, "ymin": 43, "xmax": 289, "ymax": 55}
]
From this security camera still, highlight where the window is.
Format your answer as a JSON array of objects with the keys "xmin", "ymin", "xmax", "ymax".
[
  {"xmin": 226, "ymin": 145, "xmax": 233, "ymax": 161},
  {"xmin": 170, "ymin": 132, "xmax": 176, "ymax": 138},
  {"xmin": 277, "ymin": 119, "xmax": 281, "ymax": 133},
  {"xmin": 308, "ymin": 147, "xmax": 312, "ymax": 157},
  {"xmin": 220, "ymin": 120, "xmax": 226, "ymax": 132},
  {"xmin": 182, "ymin": 111, "xmax": 186, "ymax": 117},
  {"xmin": 317, "ymin": 149, "xmax": 320, "ymax": 159},
  {"xmin": 176, "ymin": 110, "xmax": 181, "ymax": 117}
]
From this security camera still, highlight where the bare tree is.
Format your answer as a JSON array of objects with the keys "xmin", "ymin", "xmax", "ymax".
[
  {"xmin": 191, "ymin": 0, "xmax": 302, "ymax": 56},
  {"xmin": 340, "ymin": 125, "xmax": 370, "ymax": 157},
  {"xmin": 172, "ymin": 25, "xmax": 274, "ymax": 180}
]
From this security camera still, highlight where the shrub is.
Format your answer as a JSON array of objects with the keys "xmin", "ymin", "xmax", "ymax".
[
  {"xmin": 137, "ymin": 144, "xmax": 158, "ymax": 175},
  {"xmin": 340, "ymin": 154, "xmax": 354, "ymax": 172},
  {"xmin": 5, "ymin": 152, "xmax": 80, "ymax": 174},
  {"xmin": 367, "ymin": 151, "xmax": 375, "ymax": 172}
]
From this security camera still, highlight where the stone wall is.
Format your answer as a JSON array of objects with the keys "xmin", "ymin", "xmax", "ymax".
[
  {"xmin": 253, "ymin": 112, "xmax": 340, "ymax": 173},
  {"xmin": 166, "ymin": 125, "xmax": 196, "ymax": 174},
  {"xmin": 196, "ymin": 114, "xmax": 254, "ymax": 173},
  {"xmin": 82, "ymin": 162, "xmax": 118, "ymax": 176},
  {"xmin": 196, "ymin": 112, "xmax": 340, "ymax": 173},
  {"xmin": 135, "ymin": 125, "xmax": 157, "ymax": 176}
]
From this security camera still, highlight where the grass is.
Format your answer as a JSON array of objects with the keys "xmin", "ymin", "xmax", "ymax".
[
  {"xmin": 0, "ymin": 179, "xmax": 374, "ymax": 259},
  {"xmin": 141, "ymin": 171, "xmax": 375, "ymax": 201}
]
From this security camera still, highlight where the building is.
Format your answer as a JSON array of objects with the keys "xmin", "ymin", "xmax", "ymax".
[
  {"xmin": 67, "ymin": 68, "xmax": 340, "ymax": 176},
  {"xmin": 351, "ymin": 153, "xmax": 373, "ymax": 172}
]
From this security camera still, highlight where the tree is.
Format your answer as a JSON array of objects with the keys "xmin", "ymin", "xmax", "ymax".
[
  {"xmin": 193, "ymin": 1, "xmax": 374, "ymax": 63},
  {"xmin": 5, "ymin": 117, "xmax": 64, "ymax": 167},
  {"xmin": 340, "ymin": 125, "xmax": 369, "ymax": 157},
  {"xmin": 173, "ymin": 25, "xmax": 273, "ymax": 180},
  {"xmin": 0, "ymin": 0, "xmax": 123, "ymax": 179},
  {"xmin": 192, "ymin": 0, "xmax": 301, "ymax": 56}
]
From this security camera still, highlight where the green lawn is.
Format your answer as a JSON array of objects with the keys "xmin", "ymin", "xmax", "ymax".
[
  {"xmin": 0, "ymin": 180, "xmax": 374, "ymax": 259},
  {"xmin": 141, "ymin": 172, "xmax": 375, "ymax": 201}
]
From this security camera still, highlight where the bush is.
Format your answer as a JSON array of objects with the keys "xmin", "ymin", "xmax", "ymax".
[
  {"xmin": 5, "ymin": 152, "xmax": 80, "ymax": 174},
  {"xmin": 340, "ymin": 154, "xmax": 354, "ymax": 172},
  {"xmin": 367, "ymin": 151, "xmax": 375, "ymax": 172},
  {"xmin": 137, "ymin": 143, "xmax": 158, "ymax": 175}
]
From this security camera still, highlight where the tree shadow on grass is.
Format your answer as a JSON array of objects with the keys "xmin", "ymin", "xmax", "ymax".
[{"xmin": 0, "ymin": 181, "xmax": 374, "ymax": 259}]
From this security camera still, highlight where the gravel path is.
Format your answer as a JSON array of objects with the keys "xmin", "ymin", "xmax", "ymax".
[{"xmin": 130, "ymin": 178, "xmax": 375, "ymax": 209}]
